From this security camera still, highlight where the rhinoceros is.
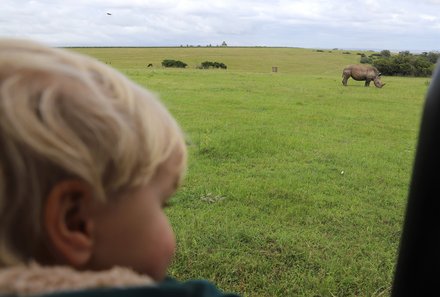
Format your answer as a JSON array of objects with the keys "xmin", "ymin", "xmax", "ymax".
[{"xmin": 342, "ymin": 64, "xmax": 385, "ymax": 88}]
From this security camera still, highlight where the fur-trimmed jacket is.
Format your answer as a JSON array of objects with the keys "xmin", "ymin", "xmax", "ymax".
[{"xmin": 0, "ymin": 264, "xmax": 240, "ymax": 297}]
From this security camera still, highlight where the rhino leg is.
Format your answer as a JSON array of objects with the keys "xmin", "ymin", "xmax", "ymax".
[
  {"xmin": 365, "ymin": 79, "xmax": 371, "ymax": 87},
  {"xmin": 342, "ymin": 70, "xmax": 350, "ymax": 86}
]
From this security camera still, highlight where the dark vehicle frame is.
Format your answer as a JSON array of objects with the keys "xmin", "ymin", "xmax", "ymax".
[{"xmin": 392, "ymin": 61, "xmax": 440, "ymax": 296}]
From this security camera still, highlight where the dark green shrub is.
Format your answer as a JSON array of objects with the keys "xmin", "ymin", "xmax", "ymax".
[
  {"xmin": 369, "ymin": 53, "xmax": 382, "ymax": 57},
  {"xmin": 199, "ymin": 61, "xmax": 227, "ymax": 69},
  {"xmin": 380, "ymin": 50, "xmax": 391, "ymax": 57},
  {"xmin": 161, "ymin": 59, "xmax": 187, "ymax": 68},
  {"xmin": 423, "ymin": 52, "xmax": 440, "ymax": 64},
  {"xmin": 372, "ymin": 58, "xmax": 394, "ymax": 75},
  {"xmin": 412, "ymin": 56, "xmax": 433, "ymax": 77},
  {"xmin": 397, "ymin": 63, "xmax": 414, "ymax": 76},
  {"xmin": 360, "ymin": 56, "xmax": 372, "ymax": 64},
  {"xmin": 371, "ymin": 50, "xmax": 437, "ymax": 77}
]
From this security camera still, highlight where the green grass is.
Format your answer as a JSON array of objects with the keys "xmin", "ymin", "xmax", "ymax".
[{"xmin": 71, "ymin": 47, "xmax": 429, "ymax": 296}]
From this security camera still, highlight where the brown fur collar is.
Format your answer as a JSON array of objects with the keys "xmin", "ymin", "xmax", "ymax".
[{"xmin": 0, "ymin": 263, "xmax": 154, "ymax": 296}]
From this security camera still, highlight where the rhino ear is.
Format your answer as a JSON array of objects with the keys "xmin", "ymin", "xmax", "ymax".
[{"xmin": 378, "ymin": 72, "xmax": 382, "ymax": 76}]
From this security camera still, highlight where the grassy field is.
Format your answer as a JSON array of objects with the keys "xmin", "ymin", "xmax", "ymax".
[{"xmin": 72, "ymin": 47, "xmax": 429, "ymax": 296}]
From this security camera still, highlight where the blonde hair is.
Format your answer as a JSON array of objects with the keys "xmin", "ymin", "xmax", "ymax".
[{"xmin": 0, "ymin": 39, "xmax": 187, "ymax": 266}]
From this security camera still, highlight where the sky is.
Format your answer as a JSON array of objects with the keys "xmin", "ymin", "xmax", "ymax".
[{"xmin": 1, "ymin": 0, "xmax": 440, "ymax": 52}]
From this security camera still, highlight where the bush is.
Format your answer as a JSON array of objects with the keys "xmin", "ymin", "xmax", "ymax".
[
  {"xmin": 199, "ymin": 61, "xmax": 227, "ymax": 69},
  {"xmin": 380, "ymin": 50, "xmax": 391, "ymax": 58},
  {"xmin": 360, "ymin": 56, "xmax": 372, "ymax": 64},
  {"xmin": 372, "ymin": 58, "xmax": 394, "ymax": 75},
  {"xmin": 422, "ymin": 52, "xmax": 440, "ymax": 64},
  {"xmin": 161, "ymin": 59, "xmax": 187, "ymax": 68},
  {"xmin": 412, "ymin": 56, "xmax": 433, "ymax": 77},
  {"xmin": 367, "ymin": 50, "xmax": 438, "ymax": 77},
  {"xmin": 396, "ymin": 62, "xmax": 414, "ymax": 76},
  {"xmin": 369, "ymin": 53, "xmax": 382, "ymax": 58}
]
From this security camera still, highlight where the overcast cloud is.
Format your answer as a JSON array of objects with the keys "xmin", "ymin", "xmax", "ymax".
[{"xmin": 1, "ymin": 0, "xmax": 440, "ymax": 51}]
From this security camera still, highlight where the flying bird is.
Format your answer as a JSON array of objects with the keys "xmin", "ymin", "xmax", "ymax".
[{"xmin": 107, "ymin": 12, "xmax": 112, "ymax": 15}]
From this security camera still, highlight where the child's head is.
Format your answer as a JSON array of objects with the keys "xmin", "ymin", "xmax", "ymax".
[{"xmin": 0, "ymin": 39, "xmax": 187, "ymax": 280}]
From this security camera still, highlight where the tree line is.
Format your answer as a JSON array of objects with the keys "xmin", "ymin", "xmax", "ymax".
[{"xmin": 360, "ymin": 50, "xmax": 439, "ymax": 77}]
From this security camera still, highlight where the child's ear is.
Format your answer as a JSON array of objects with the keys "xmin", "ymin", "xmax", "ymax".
[{"xmin": 44, "ymin": 180, "xmax": 95, "ymax": 268}]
